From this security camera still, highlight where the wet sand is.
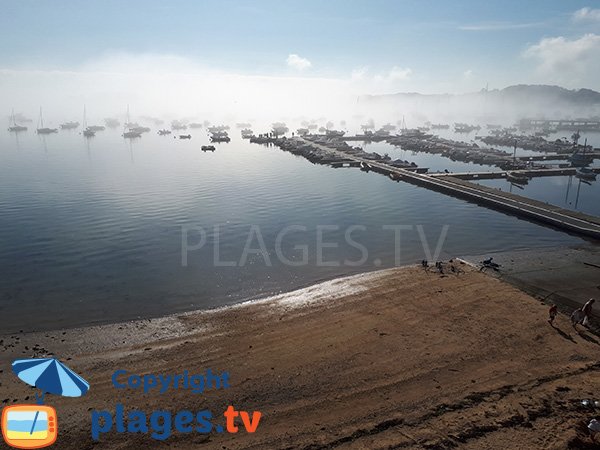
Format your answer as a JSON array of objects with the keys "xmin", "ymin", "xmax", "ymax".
[{"xmin": 1, "ymin": 263, "xmax": 599, "ymax": 449}]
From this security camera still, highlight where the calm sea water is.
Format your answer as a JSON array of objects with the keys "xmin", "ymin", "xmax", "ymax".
[{"xmin": 0, "ymin": 127, "xmax": 587, "ymax": 332}]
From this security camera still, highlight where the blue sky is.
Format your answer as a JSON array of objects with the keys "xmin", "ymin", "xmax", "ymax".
[{"xmin": 1, "ymin": 0, "xmax": 600, "ymax": 97}]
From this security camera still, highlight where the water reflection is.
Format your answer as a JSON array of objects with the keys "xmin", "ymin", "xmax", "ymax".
[
  {"xmin": 0, "ymin": 127, "xmax": 586, "ymax": 332},
  {"xmin": 478, "ymin": 175, "xmax": 599, "ymax": 216}
]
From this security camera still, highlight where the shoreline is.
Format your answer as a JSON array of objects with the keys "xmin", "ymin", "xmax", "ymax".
[
  {"xmin": 2, "ymin": 241, "xmax": 597, "ymax": 337},
  {"xmin": 0, "ymin": 266, "xmax": 405, "ymax": 354},
  {"xmin": 0, "ymin": 243, "xmax": 600, "ymax": 337},
  {"xmin": 1, "ymin": 262, "xmax": 600, "ymax": 448}
]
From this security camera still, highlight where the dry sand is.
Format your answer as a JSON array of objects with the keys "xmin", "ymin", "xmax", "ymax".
[{"xmin": 1, "ymin": 263, "xmax": 599, "ymax": 449}]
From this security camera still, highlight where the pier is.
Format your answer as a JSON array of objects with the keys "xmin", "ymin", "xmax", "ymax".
[
  {"xmin": 295, "ymin": 137, "xmax": 600, "ymax": 240},
  {"xmin": 429, "ymin": 167, "xmax": 600, "ymax": 180}
]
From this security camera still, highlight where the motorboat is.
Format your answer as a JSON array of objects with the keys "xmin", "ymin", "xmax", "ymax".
[
  {"xmin": 123, "ymin": 130, "xmax": 142, "ymax": 138},
  {"xmin": 201, "ymin": 145, "xmax": 216, "ymax": 151},
  {"xmin": 158, "ymin": 129, "xmax": 172, "ymax": 135},
  {"xmin": 179, "ymin": 134, "xmax": 192, "ymax": 139},
  {"xmin": 506, "ymin": 171, "xmax": 529, "ymax": 185},
  {"xmin": 129, "ymin": 126, "xmax": 150, "ymax": 133},
  {"xmin": 60, "ymin": 121, "xmax": 79, "ymax": 129},
  {"xmin": 210, "ymin": 131, "xmax": 230, "ymax": 142}
]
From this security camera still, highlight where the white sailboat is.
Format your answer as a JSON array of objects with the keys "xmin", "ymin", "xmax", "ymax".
[
  {"xmin": 36, "ymin": 107, "xmax": 58, "ymax": 134},
  {"xmin": 8, "ymin": 109, "xmax": 27, "ymax": 132},
  {"xmin": 82, "ymin": 105, "xmax": 95, "ymax": 137},
  {"xmin": 122, "ymin": 105, "xmax": 142, "ymax": 139}
]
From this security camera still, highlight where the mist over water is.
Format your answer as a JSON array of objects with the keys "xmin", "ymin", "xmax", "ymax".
[{"xmin": 4, "ymin": 52, "xmax": 600, "ymax": 128}]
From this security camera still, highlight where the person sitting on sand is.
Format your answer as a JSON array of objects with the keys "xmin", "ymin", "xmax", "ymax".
[
  {"xmin": 435, "ymin": 261, "xmax": 444, "ymax": 274},
  {"xmin": 548, "ymin": 304, "xmax": 558, "ymax": 326}
]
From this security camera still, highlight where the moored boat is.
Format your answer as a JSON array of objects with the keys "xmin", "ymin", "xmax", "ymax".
[
  {"xmin": 60, "ymin": 121, "xmax": 80, "ymax": 130},
  {"xmin": 123, "ymin": 130, "xmax": 142, "ymax": 138},
  {"xmin": 210, "ymin": 131, "xmax": 230, "ymax": 142},
  {"xmin": 8, "ymin": 109, "xmax": 27, "ymax": 132},
  {"xmin": 36, "ymin": 108, "xmax": 58, "ymax": 134},
  {"xmin": 506, "ymin": 171, "xmax": 529, "ymax": 185},
  {"xmin": 82, "ymin": 106, "xmax": 95, "ymax": 137},
  {"xmin": 575, "ymin": 167, "xmax": 597, "ymax": 181},
  {"xmin": 123, "ymin": 105, "xmax": 143, "ymax": 139}
]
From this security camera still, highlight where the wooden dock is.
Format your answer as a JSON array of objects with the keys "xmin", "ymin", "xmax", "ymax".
[{"xmin": 300, "ymin": 138, "xmax": 600, "ymax": 240}]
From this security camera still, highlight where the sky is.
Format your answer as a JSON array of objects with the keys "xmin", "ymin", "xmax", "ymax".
[{"xmin": 1, "ymin": 0, "xmax": 600, "ymax": 119}]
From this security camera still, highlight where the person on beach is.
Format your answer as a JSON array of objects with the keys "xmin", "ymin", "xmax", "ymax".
[
  {"xmin": 589, "ymin": 418, "xmax": 600, "ymax": 442},
  {"xmin": 571, "ymin": 308, "xmax": 586, "ymax": 329},
  {"xmin": 548, "ymin": 304, "xmax": 558, "ymax": 326},
  {"xmin": 583, "ymin": 298, "xmax": 595, "ymax": 320}
]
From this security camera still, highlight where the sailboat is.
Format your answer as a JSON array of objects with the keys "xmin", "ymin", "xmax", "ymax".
[
  {"xmin": 575, "ymin": 167, "xmax": 597, "ymax": 181},
  {"xmin": 82, "ymin": 105, "xmax": 95, "ymax": 137},
  {"xmin": 8, "ymin": 109, "xmax": 27, "ymax": 132},
  {"xmin": 122, "ymin": 105, "xmax": 142, "ymax": 139},
  {"xmin": 36, "ymin": 108, "xmax": 58, "ymax": 134},
  {"xmin": 569, "ymin": 137, "xmax": 593, "ymax": 167}
]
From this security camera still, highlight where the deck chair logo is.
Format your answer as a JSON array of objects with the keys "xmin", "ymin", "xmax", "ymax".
[{"xmin": 1, "ymin": 358, "xmax": 90, "ymax": 449}]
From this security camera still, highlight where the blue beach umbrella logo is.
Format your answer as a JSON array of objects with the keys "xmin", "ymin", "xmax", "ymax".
[
  {"xmin": 12, "ymin": 358, "xmax": 90, "ymax": 404},
  {"xmin": 2, "ymin": 358, "xmax": 89, "ymax": 448}
]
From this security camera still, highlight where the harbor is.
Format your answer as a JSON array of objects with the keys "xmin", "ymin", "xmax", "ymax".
[{"xmin": 247, "ymin": 130, "xmax": 600, "ymax": 240}]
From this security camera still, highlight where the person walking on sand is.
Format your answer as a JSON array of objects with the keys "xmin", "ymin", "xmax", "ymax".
[
  {"xmin": 548, "ymin": 304, "xmax": 558, "ymax": 326},
  {"xmin": 571, "ymin": 307, "xmax": 586, "ymax": 329},
  {"xmin": 582, "ymin": 298, "xmax": 595, "ymax": 327},
  {"xmin": 583, "ymin": 298, "xmax": 595, "ymax": 317}
]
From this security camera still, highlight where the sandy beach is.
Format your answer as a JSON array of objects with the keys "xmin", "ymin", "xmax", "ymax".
[{"xmin": 1, "ymin": 263, "xmax": 599, "ymax": 449}]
